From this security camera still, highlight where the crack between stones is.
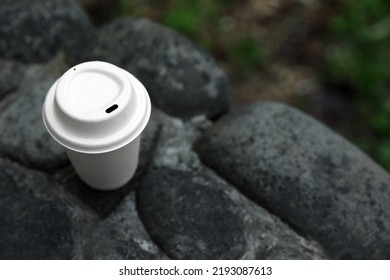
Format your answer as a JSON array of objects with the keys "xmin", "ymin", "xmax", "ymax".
[
  {"xmin": 0, "ymin": 88, "xmax": 20, "ymax": 105},
  {"xmin": 133, "ymin": 127, "xmax": 174, "ymax": 259},
  {"xmin": 0, "ymin": 89, "xmax": 21, "ymax": 111},
  {"xmin": 0, "ymin": 154, "xmax": 71, "ymax": 176},
  {"xmin": 134, "ymin": 188, "xmax": 173, "ymax": 260},
  {"xmin": 196, "ymin": 159, "xmax": 326, "ymax": 256}
]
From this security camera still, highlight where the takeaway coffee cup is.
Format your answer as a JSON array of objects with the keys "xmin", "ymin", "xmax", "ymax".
[{"xmin": 42, "ymin": 61, "xmax": 151, "ymax": 191}]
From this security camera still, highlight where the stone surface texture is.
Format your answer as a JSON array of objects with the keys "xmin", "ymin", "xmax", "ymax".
[
  {"xmin": 138, "ymin": 167, "xmax": 325, "ymax": 260},
  {"xmin": 0, "ymin": 0, "xmax": 389, "ymax": 260},
  {"xmin": 0, "ymin": 159, "xmax": 75, "ymax": 259},
  {"xmin": 0, "ymin": 0, "xmax": 94, "ymax": 62},
  {"xmin": 196, "ymin": 102, "xmax": 390, "ymax": 259},
  {"xmin": 0, "ymin": 60, "xmax": 24, "ymax": 100},
  {"xmin": 138, "ymin": 168, "xmax": 247, "ymax": 260},
  {"xmin": 72, "ymin": 18, "xmax": 230, "ymax": 119},
  {"xmin": 0, "ymin": 55, "xmax": 68, "ymax": 170}
]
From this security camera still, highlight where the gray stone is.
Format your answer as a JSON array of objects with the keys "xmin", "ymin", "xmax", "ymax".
[
  {"xmin": 82, "ymin": 192, "xmax": 167, "ymax": 259},
  {"xmin": 0, "ymin": 0, "xmax": 94, "ymax": 62},
  {"xmin": 0, "ymin": 56, "xmax": 68, "ymax": 170},
  {"xmin": 0, "ymin": 60, "xmax": 24, "ymax": 99},
  {"xmin": 222, "ymin": 169, "xmax": 325, "ymax": 260},
  {"xmin": 204, "ymin": 167, "xmax": 326, "ymax": 260},
  {"xmin": 138, "ymin": 109, "xmax": 163, "ymax": 170},
  {"xmin": 138, "ymin": 167, "xmax": 325, "ymax": 260},
  {"xmin": 0, "ymin": 159, "xmax": 74, "ymax": 259},
  {"xmin": 150, "ymin": 109, "xmax": 206, "ymax": 172},
  {"xmin": 74, "ymin": 17, "xmax": 230, "ymax": 119},
  {"xmin": 196, "ymin": 101, "xmax": 390, "ymax": 259},
  {"xmin": 137, "ymin": 168, "xmax": 246, "ymax": 259},
  {"xmin": 140, "ymin": 109, "xmax": 325, "ymax": 259}
]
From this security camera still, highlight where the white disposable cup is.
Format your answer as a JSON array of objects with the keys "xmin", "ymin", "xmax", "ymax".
[{"xmin": 42, "ymin": 61, "xmax": 151, "ymax": 190}]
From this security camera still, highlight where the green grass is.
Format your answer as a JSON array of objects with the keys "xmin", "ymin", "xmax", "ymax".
[{"xmin": 326, "ymin": 0, "xmax": 390, "ymax": 169}]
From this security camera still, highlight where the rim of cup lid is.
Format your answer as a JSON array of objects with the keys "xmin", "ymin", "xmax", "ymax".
[{"xmin": 42, "ymin": 61, "xmax": 151, "ymax": 154}]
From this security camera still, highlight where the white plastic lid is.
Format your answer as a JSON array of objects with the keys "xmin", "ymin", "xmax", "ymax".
[{"xmin": 42, "ymin": 61, "xmax": 151, "ymax": 154}]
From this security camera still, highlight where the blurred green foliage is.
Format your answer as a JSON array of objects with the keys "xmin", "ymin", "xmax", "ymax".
[
  {"xmin": 118, "ymin": 0, "xmax": 266, "ymax": 72},
  {"xmin": 226, "ymin": 35, "xmax": 267, "ymax": 75},
  {"xmin": 326, "ymin": 0, "xmax": 390, "ymax": 169},
  {"xmin": 163, "ymin": 0, "xmax": 223, "ymax": 38}
]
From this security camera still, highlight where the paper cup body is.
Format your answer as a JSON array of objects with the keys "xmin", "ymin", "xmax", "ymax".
[
  {"xmin": 42, "ymin": 61, "xmax": 151, "ymax": 190},
  {"xmin": 65, "ymin": 136, "xmax": 140, "ymax": 191}
]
